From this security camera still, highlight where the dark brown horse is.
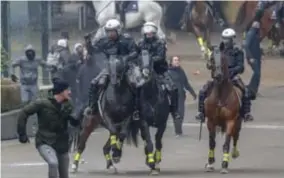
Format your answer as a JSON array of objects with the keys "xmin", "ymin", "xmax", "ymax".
[
  {"xmin": 237, "ymin": 1, "xmax": 278, "ymax": 52},
  {"xmin": 204, "ymin": 43, "xmax": 242, "ymax": 174},
  {"xmin": 180, "ymin": 1, "xmax": 214, "ymax": 59}
]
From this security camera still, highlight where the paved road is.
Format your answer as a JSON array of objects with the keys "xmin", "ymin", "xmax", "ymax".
[{"xmin": 2, "ymin": 86, "xmax": 284, "ymax": 178}]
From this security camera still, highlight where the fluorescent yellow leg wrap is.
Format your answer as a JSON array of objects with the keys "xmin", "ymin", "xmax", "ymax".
[
  {"xmin": 208, "ymin": 149, "xmax": 215, "ymax": 158},
  {"xmin": 155, "ymin": 150, "xmax": 161, "ymax": 161},
  {"xmin": 147, "ymin": 153, "xmax": 155, "ymax": 163},
  {"xmin": 74, "ymin": 153, "xmax": 81, "ymax": 161},
  {"xmin": 222, "ymin": 153, "xmax": 230, "ymax": 162},
  {"xmin": 110, "ymin": 135, "xmax": 117, "ymax": 145},
  {"xmin": 197, "ymin": 37, "xmax": 204, "ymax": 47},
  {"xmin": 105, "ymin": 154, "xmax": 111, "ymax": 161},
  {"xmin": 116, "ymin": 140, "xmax": 121, "ymax": 150}
]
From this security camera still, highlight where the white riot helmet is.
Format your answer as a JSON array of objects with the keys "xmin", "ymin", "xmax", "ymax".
[
  {"xmin": 57, "ymin": 39, "xmax": 68, "ymax": 48},
  {"xmin": 221, "ymin": 28, "xmax": 236, "ymax": 48},
  {"xmin": 142, "ymin": 22, "xmax": 158, "ymax": 39},
  {"xmin": 104, "ymin": 19, "xmax": 122, "ymax": 39}
]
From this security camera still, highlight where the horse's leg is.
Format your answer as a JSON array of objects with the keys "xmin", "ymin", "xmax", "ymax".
[
  {"xmin": 103, "ymin": 136, "xmax": 117, "ymax": 172},
  {"xmin": 231, "ymin": 119, "xmax": 241, "ymax": 159},
  {"xmin": 205, "ymin": 119, "xmax": 216, "ymax": 172},
  {"xmin": 139, "ymin": 120, "xmax": 155, "ymax": 171},
  {"xmin": 153, "ymin": 122, "xmax": 167, "ymax": 174},
  {"xmin": 191, "ymin": 23, "xmax": 206, "ymax": 58},
  {"xmin": 71, "ymin": 115, "xmax": 98, "ymax": 172},
  {"xmin": 220, "ymin": 119, "xmax": 235, "ymax": 174},
  {"xmin": 204, "ymin": 25, "xmax": 212, "ymax": 59}
]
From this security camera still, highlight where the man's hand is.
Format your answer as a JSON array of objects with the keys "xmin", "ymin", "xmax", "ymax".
[
  {"xmin": 18, "ymin": 134, "xmax": 29, "ymax": 144},
  {"xmin": 248, "ymin": 58, "xmax": 255, "ymax": 65},
  {"xmin": 192, "ymin": 94, "xmax": 197, "ymax": 100}
]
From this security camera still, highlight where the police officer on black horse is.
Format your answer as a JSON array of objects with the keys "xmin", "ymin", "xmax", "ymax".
[
  {"xmin": 137, "ymin": 22, "xmax": 181, "ymax": 121},
  {"xmin": 85, "ymin": 18, "xmax": 139, "ymax": 120},
  {"xmin": 196, "ymin": 28, "xmax": 254, "ymax": 122}
]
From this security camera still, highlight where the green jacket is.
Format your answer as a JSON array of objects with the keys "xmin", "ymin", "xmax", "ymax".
[{"xmin": 17, "ymin": 97, "xmax": 79, "ymax": 153}]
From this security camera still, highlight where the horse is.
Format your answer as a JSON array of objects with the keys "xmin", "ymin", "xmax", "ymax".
[
  {"xmin": 91, "ymin": 0, "xmax": 169, "ymax": 41},
  {"xmin": 137, "ymin": 50, "xmax": 171, "ymax": 175},
  {"xmin": 234, "ymin": 1, "xmax": 279, "ymax": 53},
  {"xmin": 71, "ymin": 55, "xmax": 155, "ymax": 173},
  {"xmin": 180, "ymin": 1, "xmax": 215, "ymax": 60},
  {"xmin": 203, "ymin": 43, "xmax": 242, "ymax": 174},
  {"xmin": 267, "ymin": 21, "xmax": 284, "ymax": 56}
]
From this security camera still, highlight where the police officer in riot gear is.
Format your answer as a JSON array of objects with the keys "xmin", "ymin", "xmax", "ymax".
[
  {"xmin": 86, "ymin": 19, "xmax": 138, "ymax": 116},
  {"xmin": 195, "ymin": 28, "xmax": 254, "ymax": 122},
  {"xmin": 137, "ymin": 22, "xmax": 181, "ymax": 121}
]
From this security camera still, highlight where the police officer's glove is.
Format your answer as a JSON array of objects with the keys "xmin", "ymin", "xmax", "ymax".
[
  {"xmin": 83, "ymin": 107, "xmax": 93, "ymax": 117},
  {"xmin": 18, "ymin": 134, "xmax": 29, "ymax": 144}
]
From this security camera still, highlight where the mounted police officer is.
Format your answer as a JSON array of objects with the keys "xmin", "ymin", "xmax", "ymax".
[
  {"xmin": 186, "ymin": 0, "xmax": 226, "ymax": 27},
  {"xmin": 196, "ymin": 28, "xmax": 254, "ymax": 122},
  {"xmin": 137, "ymin": 22, "xmax": 181, "ymax": 121},
  {"xmin": 86, "ymin": 19, "xmax": 138, "ymax": 117}
]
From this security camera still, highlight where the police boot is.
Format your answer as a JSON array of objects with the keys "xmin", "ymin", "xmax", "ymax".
[
  {"xmin": 242, "ymin": 89, "xmax": 254, "ymax": 122},
  {"xmin": 195, "ymin": 92, "xmax": 206, "ymax": 123},
  {"xmin": 169, "ymin": 90, "xmax": 181, "ymax": 121}
]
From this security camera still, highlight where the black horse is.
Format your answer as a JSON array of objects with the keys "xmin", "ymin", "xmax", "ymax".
[
  {"xmin": 138, "ymin": 50, "xmax": 171, "ymax": 175},
  {"xmin": 97, "ymin": 55, "xmax": 157, "ymax": 173}
]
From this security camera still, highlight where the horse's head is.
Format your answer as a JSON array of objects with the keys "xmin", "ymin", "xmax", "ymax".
[
  {"xmin": 209, "ymin": 42, "xmax": 229, "ymax": 84},
  {"xmin": 140, "ymin": 50, "xmax": 154, "ymax": 81},
  {"xmin": 108, "ymin": 55, "xmax": 126, "ymax": 86}
]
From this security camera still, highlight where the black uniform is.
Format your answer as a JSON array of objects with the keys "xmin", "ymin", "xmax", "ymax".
[
  {"xmin": 88, "ymin": 33, "xmax": 138, "ymax": 114},
  {"xmin": 196, "ymin": 44, "xmax": 254, "ymax": 122},
  {"xmin": 137, "ymin": 37, "xmax": 181, "ymax": 120}
]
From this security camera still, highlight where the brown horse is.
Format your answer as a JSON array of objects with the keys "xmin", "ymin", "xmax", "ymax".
[
  {"xmin": 267, "ymin": 22, "xmax": 284, "ymax": 56},
  {"xmin": 204, "ymin": 43, "xmax": 242, "ymax": 174},
  {"xmin": 180, "ymin": 1, "xmax": 214, "ymax": 59},
  {"xmin": 236, "ymin": 1, "xmax": 278, "ymax": 51}
]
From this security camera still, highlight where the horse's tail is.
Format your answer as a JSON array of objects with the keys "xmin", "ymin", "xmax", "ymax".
[{"xmin": 126, "ymin": 119, "xmax": 140, "ymax": 148}]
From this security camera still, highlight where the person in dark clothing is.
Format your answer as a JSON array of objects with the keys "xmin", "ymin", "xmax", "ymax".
[
  {"xmin": 11, "ymin": 44, "xmax": 47, "ymax": 103},
  {"xmin": 168, "ymin": 56, "xmax": 197, "ymax": 136},
  {"xmin": 85, "ymin": 19, "xmax": 138, "ymax": 121},
  {"xmin": 62, "ymin": 43, "xmax": 84, "ymax": 105},
  {"xmin": 196, "ymin": 28, "xmax": 254, "ymax": 123},
  {"xmin": 17, "ymin": 79, "xmax": 80, "ymax": 178},
  {"xmin": 137, "ymin": 21, "xmax": 181, "ymax": 121},
  {"xmin": 75, "ymin": 52, "xmax": 101, "ymax": 121},
  {"xmin": 244, "ymin": 21, "xmax": 262, "ymax": 100}
]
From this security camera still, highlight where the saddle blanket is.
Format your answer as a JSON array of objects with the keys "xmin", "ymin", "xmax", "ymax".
[{"xmin": 115, "ymin": 1, "xmax": 139, "ymax": 14}]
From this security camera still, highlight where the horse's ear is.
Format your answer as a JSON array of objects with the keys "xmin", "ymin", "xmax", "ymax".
[{"xmin": 219, "ymin": 42, "xmax": 225, "ymax": 51}]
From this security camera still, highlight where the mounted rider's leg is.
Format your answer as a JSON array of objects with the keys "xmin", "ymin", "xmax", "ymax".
[
  {"xmin": 206, "ymin": 1, "xmax": 226, "ymax": 27},
  {"xmin": 196, "ymin": 80, "xmax": 214, "ymax": 122},
  {"xmin": 232, "ymin": 76, "xmax": 254, "ymax": 122},
  {"xmin": 88, "ymin": 69, "xmax": 109, "ymax": 113},
  {"xmin": 163, "ymin": 71, "xmax": 181, "ymax": 120}
]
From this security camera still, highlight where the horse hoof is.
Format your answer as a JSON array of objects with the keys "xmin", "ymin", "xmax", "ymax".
[
  {"xmin": 155, "ymin": 163, "xmax": 161, "ymax": 172},
  {"xmin": 150, "ymin": 169, "xmax": 160, "ymax": 176},
  {"xmin": 80, "ymin": 159, "xmax": 86, "ymax": 164},
  {"xmin": 220, "ymin": 168, "xmax": 229, "ymax": 174},
  {"xmin": 232, "ymin": 151, "xmax": 240, "ymax": 159},
  {"xmin": 71, "ymin": 164, "xmax": 78, "ymax": 173},
  {"xmin": 205, "ymin": 163, "xmax": 214, "ymax": 172},
  {"xmin": 107, "ymin": 165, "xmax": 118, "ymax": 174}
]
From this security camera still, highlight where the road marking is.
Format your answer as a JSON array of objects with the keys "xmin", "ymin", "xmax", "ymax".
[
  {"xmin": 8, "ymin": 162, "xmax": 46, "ymax": 167},
  {"xmin": 169, "ymin": 122, "xmax": 284, "ymax": 130}
]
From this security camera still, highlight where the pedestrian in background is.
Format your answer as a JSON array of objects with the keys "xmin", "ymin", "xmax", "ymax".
[
  {"xmin": 11, "ymin": 44, "xmax": 47, "ymax": 104},
  {"xmin": 168, "ymin": 56, "xmax": 197, "ymax": 136},
  {"xmin": 244, "ymin": 21, "xmax": 262, "ymax": 100}
]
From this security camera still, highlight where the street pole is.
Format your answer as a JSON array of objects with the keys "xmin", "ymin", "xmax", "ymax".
[
  {"xmin": 1, "ymin": 1, "xmax": 11, "ymax": 78},
  {"xmin": 41, "ymin": 1, "xmax": 50, "ymax": 85}
]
